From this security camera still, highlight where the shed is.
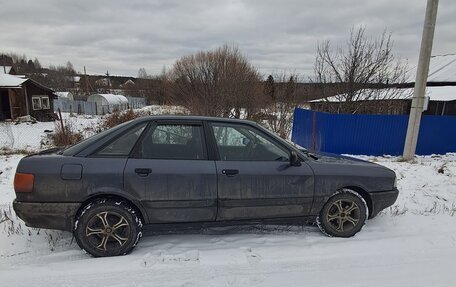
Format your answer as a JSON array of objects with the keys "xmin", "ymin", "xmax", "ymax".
[
  {"xmin": 87, "ymin": 93, "xmax": 128, "ymax": 115},
  {"xmin": 0, "ymin": 74, "xmax": 56, "ymax": 121}
]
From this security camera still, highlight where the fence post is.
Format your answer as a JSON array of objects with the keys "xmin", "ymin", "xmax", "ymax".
[{"xmin": 58, "ymin": 108, "xmax": 67, "ymax": 145}]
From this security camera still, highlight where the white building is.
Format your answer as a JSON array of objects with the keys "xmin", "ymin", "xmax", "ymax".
[{"xmin": 87, "ymin": 93, "xmax": 128, "ymax": 115}]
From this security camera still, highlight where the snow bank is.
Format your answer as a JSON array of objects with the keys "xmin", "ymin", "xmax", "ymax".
[{"xmin": 353, "ymin": 154, "xmax": 456, "ymax": 216}]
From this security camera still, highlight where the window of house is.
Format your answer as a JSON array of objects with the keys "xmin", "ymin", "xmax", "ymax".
[
  {"xmin": 32, "ymin": 96, "xmax": 42, "ymax": 110},
  {"xmin": 41, "ymin": 96, "xmax": 50, "ymax": 109}
]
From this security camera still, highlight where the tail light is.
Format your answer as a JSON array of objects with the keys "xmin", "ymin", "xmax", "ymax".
[{"xmin": 14, "ymin": 173, "xmax": 34, "ymax": 193}]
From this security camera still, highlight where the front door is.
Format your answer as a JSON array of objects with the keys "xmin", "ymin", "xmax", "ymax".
[
  {"xmin": 209, "ymin": 122, "xmax": 314, "ymax": 221},
  {"xmin": 0, "ymin": 91, "xmax": 11, "ymax": 120},
  {"xmin": 124, "ymin": 121, "xmax": 217, "ymax": 223}
]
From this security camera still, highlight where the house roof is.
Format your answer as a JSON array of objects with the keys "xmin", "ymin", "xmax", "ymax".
[
  {"xmin": 26, "ymin": 78, "xmax": 55, "ymax": 94},
  {"xmin": 0, "ymin": 74, "xmax": 55, "ymax": 98},
  {"xmin": 425, "ymin": 86, "xmax": 456, "ymax": 101},
  {"xmin": 0, "ymin": 73, "xmax": 27, "ymax": 88},
  {"xmin": 311, "ymin": 86, "xmax": 456, "ymax": 103},
  {"xmin": 407, "ymin": 54, "xmax": 456, "ymax": 83}
]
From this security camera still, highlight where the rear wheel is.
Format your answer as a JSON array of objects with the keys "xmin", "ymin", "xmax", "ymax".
[
  {"xmin": 74, "ymin": 199, "xmax": 143, "ymax": 257},
  {"xmin": 317, "ymin": 190, "xmax": 368, "ymax": 237}
]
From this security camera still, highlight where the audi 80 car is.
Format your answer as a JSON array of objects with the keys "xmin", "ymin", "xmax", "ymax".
[{"xmin": 13, "ymin": 116, "xmax": 398, "ymax": 257}]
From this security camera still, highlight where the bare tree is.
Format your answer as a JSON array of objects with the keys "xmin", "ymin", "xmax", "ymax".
[
  {"xmin": 131, "ymin": 67, "xmax": 173, "ymax": 105},
  {"xmin": 33, "ymin": 58, "xmax": 42, "ymax": 70},
  {"xmin": 154, "ymin": 69, "xmax": 172, "ymax": 105},
  {"xmin": 137, "ymin": 68, "xmax": 148, "ymax": 79},
  {"xmin": 170, "ymin": 45, "xmax": 261, "ymax": 117},
  {"xmin": 312, "ymin": 27, "xmax": 408, "ymax": 114}
]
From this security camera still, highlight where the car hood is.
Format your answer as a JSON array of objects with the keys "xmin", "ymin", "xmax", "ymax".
[{"xmin": 305, "ymin": 151, "xmax": 392, "ymax": 171}]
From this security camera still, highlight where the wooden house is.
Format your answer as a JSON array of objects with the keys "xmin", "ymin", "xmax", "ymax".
[{"xmin": 0, "ymin": 73, "xmax": 56, "ymax": 121}]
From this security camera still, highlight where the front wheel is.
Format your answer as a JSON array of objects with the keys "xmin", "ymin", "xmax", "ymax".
[
  {"xmin": 317, "ymin": 190, "xmax": 368, "ymax": 237},
  {"xmin": 74, "ymin": 199, "xmax": 143, "ymax": 257}
]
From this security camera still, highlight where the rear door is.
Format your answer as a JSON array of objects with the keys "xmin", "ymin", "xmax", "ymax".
[
  {"xmin": 123, "ymin": 120, "xmax": 217, "ymax": 223},
  {"xmin": 209, "ymin": 122, "xmax": 314, "ymax": 221}
]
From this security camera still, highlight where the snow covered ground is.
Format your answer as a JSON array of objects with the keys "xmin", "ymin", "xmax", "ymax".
[
  {"xmin": 0, "ymin": 114, "xmax": 101, "ymax": 152},
  {"xmin": 1, "ymin": 153, "xmax": 455, "ymax": 286},
  {"xmin": 0, "ymin": 112, "xmax": 455, "ymax": 286}
]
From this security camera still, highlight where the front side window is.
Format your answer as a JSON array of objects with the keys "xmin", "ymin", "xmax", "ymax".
[
  {"xmin": 95, "ymin": 123, "xmax": 147, "ymax": 156},
  {"xmin": 138, "ymin": 124, "xmax": 205, "ymax": 160},
  {"xmin": 32, "ymin": 96, "xmax": 41, "ymax": 110},
  {"xmin": 212, "ymin": 123, "xmax": 289, "ymax": 161},
  {"xmin": 41, "ymin": 96, "xmax": 50, "ymax": 109}
]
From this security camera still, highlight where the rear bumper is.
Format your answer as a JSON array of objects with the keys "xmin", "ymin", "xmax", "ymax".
[
  {"xmin": 369, "ymin": 188, "xmax": 399, "ymax": 218},
  {"xmin": 13, "ymin": 200, "xmax": 80, "ymax": 231}
]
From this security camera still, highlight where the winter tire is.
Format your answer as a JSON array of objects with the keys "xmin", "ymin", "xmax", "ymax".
[
  {"xmin": 74, "ymin": 199, "xmax": 143, "ymax": 257},
  {"xmin": 317, "ymin": 190, "xmax": 368, "ymax": 237}
]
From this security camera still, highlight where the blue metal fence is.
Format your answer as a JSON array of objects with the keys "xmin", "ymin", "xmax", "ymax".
[{"xmin": 291, "ymin": 108, "xmax": 456, "ymax": 155}]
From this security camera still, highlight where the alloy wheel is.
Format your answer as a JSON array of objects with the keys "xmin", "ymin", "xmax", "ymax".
[
  {"xmin": 85, "ymin": 211, "xmax": 131, "ymax": 251},
  {"xmin": 326, "ymin": 199, "xmax": 361, "ymax": 233}
]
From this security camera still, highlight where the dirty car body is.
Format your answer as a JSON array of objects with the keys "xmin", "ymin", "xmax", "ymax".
[{"xmin": 13, "ymin": 116, "xmax": 399, "ymax": 256}]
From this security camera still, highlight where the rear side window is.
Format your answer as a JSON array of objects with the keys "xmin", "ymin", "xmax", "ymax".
[
  {"xmin": 138, "ymin": 124, "xmax": 206, "ymax": 160},
  {"xmin": 95, "ymin": 123, "xmax": 147, "ymax": 157},
  {"xmin": 63, "ymin": 120, "xmax": 137, "ymax": 156}
]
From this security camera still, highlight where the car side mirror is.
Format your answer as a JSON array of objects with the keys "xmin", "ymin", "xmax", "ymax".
[{"xmin": 290, "ymin": 151, "xmax": 301, "ymax": 166}]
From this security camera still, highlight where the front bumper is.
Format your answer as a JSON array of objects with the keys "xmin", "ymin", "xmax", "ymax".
[
  {"xmin": 13, "ymin": 200, "xmax": 80, "ymax": 231},
  {"xmin": 369, "ymin": 188, "xmax": 399, "ymax": 218}
]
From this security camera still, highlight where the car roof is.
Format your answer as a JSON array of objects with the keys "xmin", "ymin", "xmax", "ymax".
[{"xmin": 131, "ymin": 115, "xmax": 258, "ymax": 125}]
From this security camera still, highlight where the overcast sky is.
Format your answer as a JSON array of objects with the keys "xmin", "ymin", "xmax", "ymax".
[{"xmin": 0, "ymin": 0, "xmax": 454, "ymax": 78}]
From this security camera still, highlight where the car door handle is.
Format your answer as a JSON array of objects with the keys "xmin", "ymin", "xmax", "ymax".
[
  {"xmin": 222, "ymin": 169, "xmax": 239, "ymax": 177},
  {"xmin": 134, "ymin": 168, "xmax": 152, "ymax": 177}
]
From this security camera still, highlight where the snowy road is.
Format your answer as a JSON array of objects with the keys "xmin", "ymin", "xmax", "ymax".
[
  {"xmin": 1, "ymin": 154, "xmax": 455, "ymax": 286},
  {"xmin": 1, "ymin": 216, "xmax": 456, "ymax": 287}
]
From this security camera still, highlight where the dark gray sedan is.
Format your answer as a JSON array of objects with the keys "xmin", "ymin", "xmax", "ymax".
[{"xmin": 13, "ymin": 116, "xmax": 398, "ymax": 257}]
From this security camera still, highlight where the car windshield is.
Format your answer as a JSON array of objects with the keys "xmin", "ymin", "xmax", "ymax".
[
  {"xmin": 284, "ymin": 139, "xmax": 307, "ymax": 152},
  {"xmin": 252, "ymin": 122, "xmax": 317, "ymax": 159}
]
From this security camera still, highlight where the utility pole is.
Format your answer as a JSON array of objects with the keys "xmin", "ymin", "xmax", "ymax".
[{"xmin": 403, "ymin": 0, "xmax": 439, "ymax": 160}]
